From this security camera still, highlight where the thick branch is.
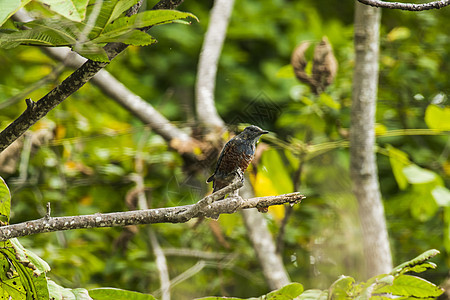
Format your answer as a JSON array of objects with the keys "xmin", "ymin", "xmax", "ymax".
[
  {"xmin": 0, "ymin": 0, "xmax": 185, "ymax": 153},
  {"xmin": 0, "ymin": 192, "xmax": 304, "ymax": 241},
  {"xmin": 195, "ymin": 0, "xmax": 234, "ymax": 128},
  {"xmin": 357, "ymin": 0, "xmax": 450, "ymax": 10},
  {"xmin": 350, "ymin": 1, "xmax": 392, "ymax": 277}
]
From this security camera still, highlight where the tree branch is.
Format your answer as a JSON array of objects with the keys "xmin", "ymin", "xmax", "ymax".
[
  {"xmin": 195, "ymin": 0, "xmax": 234, "ymax": 128},
  {"xmin": 0, "ymin": 0, "xmax": 185, "ymax": 154},
  {"xmin": 0, "ymin": 190, "xmax": 304, "ymax": 241},
  {"xmin": 357, "ymin": 0, "xmax": 450, "ymax": 11}
]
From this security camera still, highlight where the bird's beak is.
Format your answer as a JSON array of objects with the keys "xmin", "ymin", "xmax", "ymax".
[{"xmin": 261, "ymin": 130, "xmax": 269, "ymax": 135}]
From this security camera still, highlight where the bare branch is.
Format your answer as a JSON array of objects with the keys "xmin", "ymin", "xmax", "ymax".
[
  {"xmin": 357, "ymin": 0, "xmax": 450, "ymax": 11},
  {"xmin": 195, "ymin": 0, "xmax": 234, "ymax": 128},
  {"xmin": 0, "ymin": 191, "xmax": 304, "ymax": 241},
  {"xmin": 0, "ymin": 0, "xmax": 185, "ymax": 153}
]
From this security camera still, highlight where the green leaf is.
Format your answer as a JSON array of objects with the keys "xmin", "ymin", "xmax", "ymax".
[
  {"xmin": 375, "ymin": 275, "xmax": 443, "ymax": 298},
  {"xmin": 425, "ymin": 104, "xmax": 450, "ymax": 131},
  {"xmin": 0, "ymin": 240, "xmax": 49, "ymax": 300},
  {"xmin": 0, "ymin": 19, "xmax": 80, "ymax": 49},
  {"xmin": 402, "ymin": 164, "xmax": 436, "ymax": 184},
  {"xmin": 83, "ymin": 0, "xmax": 140, "ymax": 38},
  {"xmin": 195, "ymin": 284, "xmax": 303, "ymax": 300},
  {"xmin": 90, "ymin": 30, "xmax": 156, "ymax": 46},
  {"xmin": 48, "ymin": 280, "xmax": 92, "ymax": 300},
  {"xmin": 276, "ymin": 64, "xmax": 295, "ymax": 78},
  {"xmin": 391, "ymin": 249, "xmax": 440, "ymax": 276},
  {"xmin": 386, "ymin": 145, "xmax": 410, "ymax": 190},
  {"xmin": 329, "ymin": 276, "xmax": 355, "ymax": 299},
  {"xmin": 0, "ymin": 0, "xmax": 32, "ymax": 26},
  {"xmin": 432, "ymin": 186, "xmax": 450, "ymax": 207},
  {"xmin": 258, "ymin": 148, "xmax": 294, "ymax": 195},
  {"xmin": 74, "ymin": 45, "xmax": 110, "ymax": 62},
  {"xmin": 108, "ymin": 0, "xmax": 140, "ymax": 24},
  {"xmin": 10, "ymin": 238, "xmax": 51, "ymax": 275},
  {"xmin": 0, "ymin": 176, "xmax": 11, "ymax": 224},
  {"xmin": 89, "ymin": 288, "xmax": 156, "ymax": 300},
  {"xmin": 265, "ymin": 283, "xmax": 304, "ymax": 299},
  {"xmin": 37, "ymin": 0, "xmax": 89, "ymax": 22},
  {"xmin": 102, "ymin": 10, "xmax": 197, "ymax": 39},
  {"xmin": 354, "ymin": 282, "xmax": 376, "ymax": 300},
  {"xmin": 319, "ymin": 93, "xmax": 340, "ymax": 110},
  {"xmin": 299, "ymin": 289, "xmax": 328, "ymax": 300},
  {"xmin": 387, "ymin": 26, "xmax": 411, "ymax": 41}
]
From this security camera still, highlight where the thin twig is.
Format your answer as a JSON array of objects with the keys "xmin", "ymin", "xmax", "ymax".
[{"xmin": 357, "ymin": 0, "xmax": 450, "ymax": 11}]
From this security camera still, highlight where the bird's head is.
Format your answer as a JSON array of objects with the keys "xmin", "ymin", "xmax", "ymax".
[{"xmin": 239, "ymin": 125, "xmax": 269, "ymax": 142}]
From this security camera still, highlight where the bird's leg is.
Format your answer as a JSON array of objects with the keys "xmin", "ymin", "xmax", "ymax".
[{"xmin": 229, "ymin": 169, "xmax": 244, "ymax": 200}]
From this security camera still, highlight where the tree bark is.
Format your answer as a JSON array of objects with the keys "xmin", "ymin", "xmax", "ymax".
[
  {"xmin": 240, "ymin": 184, "xmax": 291, "ymax": 290},
  {"xmin": 195, "ymin": 0, "xmax": 234, "ymax": 128},
  {"xmin": 350, "ymin": 1, "xmax": 392, "ymax": 278}
]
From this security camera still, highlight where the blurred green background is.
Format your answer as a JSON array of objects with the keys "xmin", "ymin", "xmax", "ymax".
[{"xmin": 0, "ymin": 0, "xmax": 449, "ymax": 299}]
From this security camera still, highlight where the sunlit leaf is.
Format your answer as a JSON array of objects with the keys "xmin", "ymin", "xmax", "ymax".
[
  {"xmin": 0, "ymin": 0, "xmax": 32, "ymax": 26},
  {"xmin": 375, "ymin": 275, "xmax": 443, "ymax": 298},
  {"xmin": 425, "ymin": 104, "xmax": 450, "ymax": 131},
  {"xmin": 38, "ymin": 0, "xmax": 89, "ymax": 22},
  {"xmin": 48, "ymin": 280, "xmax": 92, "ymax": 299},
  {"xmin": 432, "ymin": 186, "xmax": 450, "ymax": 207},
  {"xmin": 387, "ymin": 26, "xmax": 411, "ymax": 41},
  {"xmin": 276, "ymin": 64, "xmax": 295, "ymax": 78},
  {"xmin": 402, "ymin": 164, "xmax": 436, "ymax": 184}
]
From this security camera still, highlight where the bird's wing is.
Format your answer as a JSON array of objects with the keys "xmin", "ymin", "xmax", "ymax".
[{"xmin": 206, "ymin": 138, "xmax": 235, "ymax": 183}]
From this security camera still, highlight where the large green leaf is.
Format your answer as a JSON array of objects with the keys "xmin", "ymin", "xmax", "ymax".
[
  {"xmin": 0, "ymin": 0, "xmax": 32, "ymax": 26},
  {"xmin": 38, "ymin": 0, "xmax": 89, "ymax": 22},
  {"xmin": 375, "ymin": 275, "xmax": 443, "ymax": 298},
  {"xmin": 89, "ymin": 288, "xmax": 156, "ymax": 300},
  {"xmin": 425, "ymin": 104, "xmax": 450, "ymax": 131},
  {"xmin": 0, "ymin": 19, "xmax": 80, "ymax": 49},
  {"xmin": 0, "ymin": 240, "xmax": 49, "ymax": 300},
  {"xmin": 0, "ymin": 176, "xmax": 11, "ymax": 224},
  {"xmin": 48, "ymin": 280, "xmax": 92, "ymax": 299}
]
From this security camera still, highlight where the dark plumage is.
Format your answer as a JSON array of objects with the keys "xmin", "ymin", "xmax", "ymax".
[{"xmin": 207, "ymin": 125, "xmax": 269, "ymax": 197}]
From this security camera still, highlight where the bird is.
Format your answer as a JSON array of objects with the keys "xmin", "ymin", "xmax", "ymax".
[{"xmin": 207, "ymin": 125, "xmax": 269, "ymax": 199}]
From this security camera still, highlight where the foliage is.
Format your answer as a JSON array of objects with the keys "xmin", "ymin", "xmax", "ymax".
[
  {"xmin": 0, "ymin": 0, "xmax": 449, "ymax": 299},
  {"xmin": 196, "ymin": 250, "xmax": 443, "ymax": 299},
  {"xmin": 0, "ymin": 0, "xmax": 196, "ymax": 61}
]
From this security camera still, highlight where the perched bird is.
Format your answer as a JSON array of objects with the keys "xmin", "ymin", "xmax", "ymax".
[{"xmin": 207, "ymin": 125, "xmax": 269, "ymax": 198}]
